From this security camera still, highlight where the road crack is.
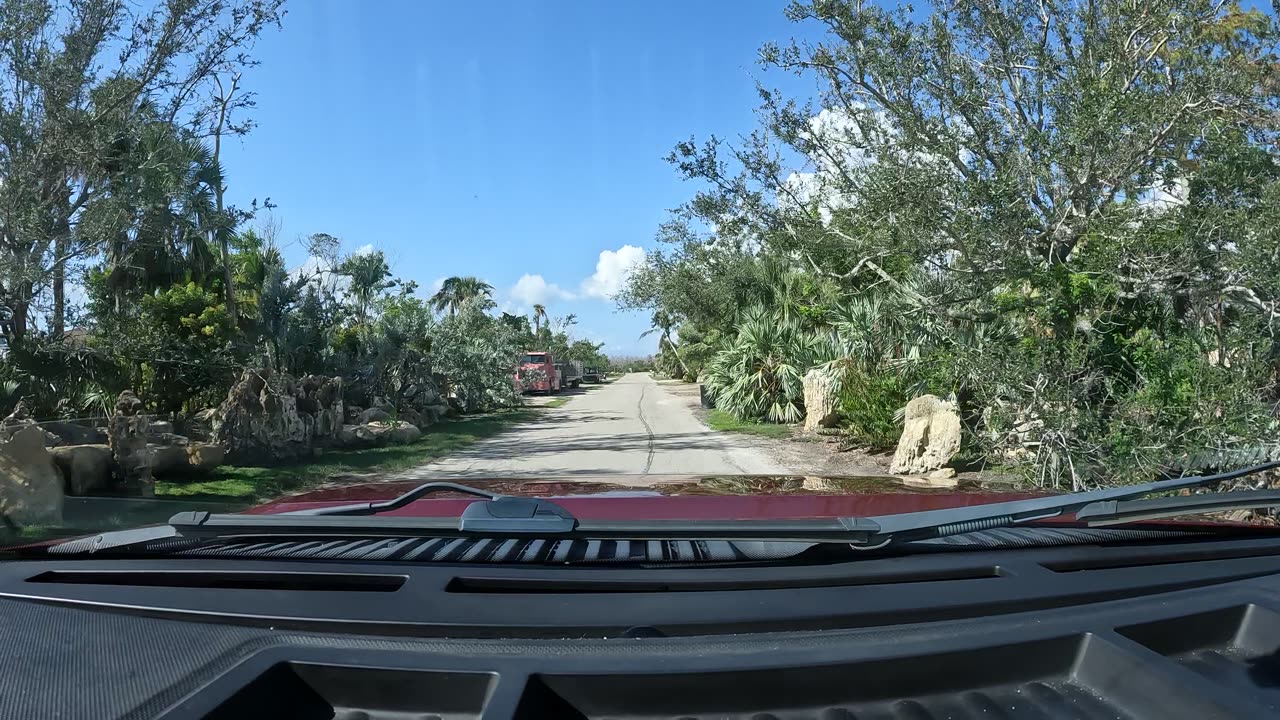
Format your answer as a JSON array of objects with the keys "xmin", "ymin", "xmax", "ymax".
[{"xmin": 636, "ymin": 382, "xmax": 656, "ymax": 473}]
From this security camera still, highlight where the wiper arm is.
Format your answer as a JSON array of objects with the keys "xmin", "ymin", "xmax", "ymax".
[
  {"xmin": 855, "ymin": 460, "xmax": 1280, "ymax": 546},
  {"xmin": 288, "ymin": 482, "xmax": 502, "ymax": 516},
  {"xmin": 285, "ymin": 481, "xmax": 579, "ymax": 533},
  {"xmin": 1077, "ymin": 488, "xmax": 1280, "ymax": 526},
  {"xmin": 161, "ymin": 462, "xmax": 1280, "ymax": 546}
]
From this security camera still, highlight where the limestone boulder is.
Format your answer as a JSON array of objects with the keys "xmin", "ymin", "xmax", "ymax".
[
  {"xmin": 334, "ymin": 424, "xmax": 376, "ymax": 450},
  {"xmin": 147, "ymin": 444, "xmax": 190, "ymax": 477},
  {"xmin": 890, "ymin": 395, "xmax": 962, "ymax": 475},
  {"xmin": 0, "ymin": 403, "xmax": 33, "ymax": 443},
  {"xmin": 187, "ymin": 442, "xmax": 226, "ymax": 472},
  {"xmin": 0, "ymin": 404, "xmax": 58, "ymax": 446},
  {"xmin": 802, "ymin": 367, "xmax": 840, "ymax": 432},
  {"xmin": 0, "ymin": 425, "xmax": 64, "ymax": 524},
  {"xmin": 384, "ymin": 421, "xmax": 421, "ymax": 445},
  {"xmin": 333, "ymin": 421, "xmax": 421, "ymax": 449},
  {"xmin": 51, "ymin": 444, "xmax": 114, "ymax": 496}
]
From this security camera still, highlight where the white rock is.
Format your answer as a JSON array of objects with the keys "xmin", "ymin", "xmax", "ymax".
[
  {"xmin": 802, "ymin": 367, "xmax": 840, "ymax": 432},
  {"xmin": 0, "ymin": 425, "xmax": 65, "ymax": 523},
  {"xmin": 891, "ymin": 395, "xmax": 962, "ymax": 475}
]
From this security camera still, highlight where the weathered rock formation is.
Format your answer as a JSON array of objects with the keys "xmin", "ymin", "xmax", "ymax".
[
  {"xmin": 802, "ymin": 367, "xmax": 840, "ymax": 432},
  {"xmin": 211, "ymin": 370, "xmax": 344, "ymax": 464},
  {"xmin": 0, "ymin": 425, "xmax": 65, "ymax": 524},
  {"xmin": 187, "ymin": 443, "xmax": 225, "ymax": 471},
  {"xmin": 0, "ymin": 404, "xmax": 59, "ymax": 446},
  {"xmin": 890, "ymin": 394, "xmax": 962, "ymax": 475},
  {"xmin": 108, "ymin": 391, "xmax": 152, "ymax": 496}
]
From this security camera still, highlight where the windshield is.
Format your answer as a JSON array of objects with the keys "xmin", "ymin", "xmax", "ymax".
[{"xmin": 2, "ymin": 0, "xmax": 1279, "ymax": 548}]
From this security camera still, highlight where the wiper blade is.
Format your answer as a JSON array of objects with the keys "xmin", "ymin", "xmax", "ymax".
[
  {"xmin": 1077, "ymin": 488, "xmax": 1280, "ymax": 526},
  {"xmin": 160, "ymin": 462, "xmax": 1280, "ymax": 546},
  {"xmin": 854, "ymin": 461, "xmax": 1280, "ymax": 546},
  {"xmin": 288, "ymin": 482, "xmax": 502, "ymax": 516},
  {"xmin": 285, "ymin": 481, "xmax": 579, "ymax": 533}
]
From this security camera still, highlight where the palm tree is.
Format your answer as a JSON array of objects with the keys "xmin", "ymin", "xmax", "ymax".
[
  {"xmin": 431, "ymin": 276, "xmax": 495, "ymax": 316},
  {"xmin": 640, "ymin": 310, "xmax": 692, "ymax": 379},
  {"xmin": 101, "ymin": 125, "xmax": 227, "ymax": 305},
  {"xmin": 531, "ymin": 303, "xmax": 548, "ymax": 343},
  {"xmin": 702, "ymin": 305, "xmax": 829, "ymax": 423},
  {"xmin": 338, "ymin": 250, "xmax": 395, "ymax": 323}
]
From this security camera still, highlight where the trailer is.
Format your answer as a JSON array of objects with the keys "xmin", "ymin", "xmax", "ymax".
[{"xmin": 556, "ymin": 360, "xmax": 583, "ymax": 389}]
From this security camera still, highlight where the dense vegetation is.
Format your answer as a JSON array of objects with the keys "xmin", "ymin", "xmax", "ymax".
[
  {"xmin": 622, "ymin": 0, "xmax": 1280, "ymax": 487},
  {"xmin": 0, "ymin": 0, "xmax": 608, "ymax": 428}
]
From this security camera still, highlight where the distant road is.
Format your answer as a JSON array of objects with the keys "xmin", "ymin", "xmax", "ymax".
[{"xmin": 396, "ymin": 373, "xmax": 786, "ymax": 479}]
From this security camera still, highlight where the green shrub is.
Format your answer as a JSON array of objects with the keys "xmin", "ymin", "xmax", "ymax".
[
  {"xmin": 703, "ymin": 305, "xmax": 831, "ymax": 423},
  {"xmin": 837, "ymin": 369, "xmax": 915, "ymax": 450}
]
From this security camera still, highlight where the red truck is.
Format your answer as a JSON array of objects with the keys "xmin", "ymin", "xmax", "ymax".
[{"xmin": 516, "ymin": 351, "xmax": 560, "ymax": 394}]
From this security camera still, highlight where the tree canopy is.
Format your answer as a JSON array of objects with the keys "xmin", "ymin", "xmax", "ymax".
[{"xmin": 624, "ymin": 0, "xmax": 1280, "ymax": 485}]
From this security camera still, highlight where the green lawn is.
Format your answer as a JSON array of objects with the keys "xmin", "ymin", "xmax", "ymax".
[
  {"xmin": 155, "ymin": 409, "xmax": 539, "ymax": 504},
  {"xmin": 704, "ymin": 409, "xmax": 794, "ymax": 439},
  {"xmin": 543, "ymin": 396, "xmax": 571, "ymax": 408}
]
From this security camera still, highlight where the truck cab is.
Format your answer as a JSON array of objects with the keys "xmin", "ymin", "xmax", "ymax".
[{"xmin": 516, "ymin": 351, "xmax": 560, "ymax": 394}]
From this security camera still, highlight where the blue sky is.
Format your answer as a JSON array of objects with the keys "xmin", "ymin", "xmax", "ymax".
[{"xmin": 219, "ymin": 0, "xmax": 820, "ymax": 356}]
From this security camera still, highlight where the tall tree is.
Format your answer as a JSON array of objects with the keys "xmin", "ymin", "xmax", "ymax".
[
  {"xmin": 627, "ymin": 0, "xmax": 1280, "ymax": 481},
  {"xmin": 0, "ymin": 0, "xmax": 283, "ymax": 339}
]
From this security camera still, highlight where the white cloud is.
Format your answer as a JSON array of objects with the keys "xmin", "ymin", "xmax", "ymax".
[
  {"xmin": 580, "ymin": 245, "xmax": 644, "ymax": 299},
  {"xmin": 353, "ymin": 243, "xmax": 375, "ymax": 256},
  {"xmin": 510, "ymin": 274, "xmax": 576, "ymax": 306},
  {"xmin": 430, "ymin": 276, "xmax": 446, "ymax": 294}
]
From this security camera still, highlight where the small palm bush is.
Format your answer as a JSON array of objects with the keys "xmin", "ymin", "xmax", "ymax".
[{"xmin": 703, "ymin": 305, "xmax": 833, "ymax": 423}]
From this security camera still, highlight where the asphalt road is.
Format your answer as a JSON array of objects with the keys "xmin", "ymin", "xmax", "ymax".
[{"xmin": 397, "ymin": 373, "xmax": 787, "ymax": 479}]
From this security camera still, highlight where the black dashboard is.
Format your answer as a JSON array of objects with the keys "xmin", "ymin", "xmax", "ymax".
[{"xmin": 7, "ymin": 532, "xmax": 1280, "ymax": 719}]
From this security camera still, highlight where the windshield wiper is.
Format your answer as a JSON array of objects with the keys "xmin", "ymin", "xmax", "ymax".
[
  {"xmin": 1077, "ymin": 488, "xmax": 1280, "ymax": 526},
  {"xmin": 285, "ymin": 481, "xmax": 578, "ymax": 532},
  {"xmin": 288, "ymin": 482, "xmax": 502, "ymax": 516},
  {"xmin": 160, "ymin": 461, "xmax": 1280, "ymax": 547}
]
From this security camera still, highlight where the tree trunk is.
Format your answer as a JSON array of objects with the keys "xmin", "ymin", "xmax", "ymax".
[
  {"xmin": 664, "ymin": 331, "xmax": 693, "ymax": 379},
  {"xmin": 51, "ymin": 248, "xmax": 65, "ymax": 337},
  {"xmin": 212, "ymin": 76, "xmax": 237, "ymax": 325},
  {"xmin": 50, "ymin": 209, "xmax": 73, "ymax": 338},
  {"xmin": 10, "ymin": 299, "xmax": 28, "ymax": 339}
]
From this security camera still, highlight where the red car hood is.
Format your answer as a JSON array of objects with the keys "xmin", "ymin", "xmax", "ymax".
[{"xmin": 247, "ymin": 474, "xmax": 1051, "ymax": 520}]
